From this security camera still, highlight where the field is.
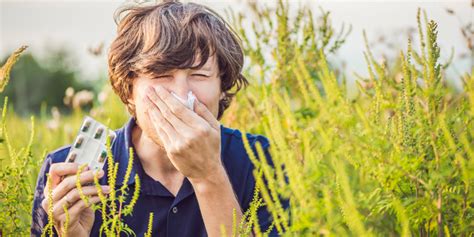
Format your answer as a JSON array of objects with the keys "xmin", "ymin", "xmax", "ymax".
[{"xmin": 0, "ymin": 1, "xmax": 473, "ymax": 236}]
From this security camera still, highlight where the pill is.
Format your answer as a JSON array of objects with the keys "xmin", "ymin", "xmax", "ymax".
[
  {"xmin": 98, "ymin": 150, "xmax": 107, "ymax": 163},
  {"xmin": 82, "ymin": 120, "xmax": 91, "ymax": 132},
  {"xmin": 67, "ymin": 153, "xmax": 77, "ymax": 163},
  {"xmin": 94, "ymin": 127, "xmax": 104, "ymax": 139},
  {"xmin": 74, "ymin": 137, "xmax": 84, "ymax": 148}
]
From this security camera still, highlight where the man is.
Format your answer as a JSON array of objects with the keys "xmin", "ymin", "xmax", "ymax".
[{"xmin": 30, "ymin": 1, "xmax": 288, "ymax": 236}]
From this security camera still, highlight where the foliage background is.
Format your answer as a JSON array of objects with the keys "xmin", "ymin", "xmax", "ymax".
[{"xmin": 0, "ymin": 1, "xmax": 472, "ymax": 236}]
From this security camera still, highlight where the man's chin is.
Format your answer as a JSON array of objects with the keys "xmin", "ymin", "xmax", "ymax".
[{"xmin": 134, "ymin": 119, "xmax": 167, "ymax": 150}]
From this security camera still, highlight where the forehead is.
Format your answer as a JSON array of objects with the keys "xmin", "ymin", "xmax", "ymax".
[{"xmin": 192, "ymin": 54, "xmax": 218, "ymax": 71}]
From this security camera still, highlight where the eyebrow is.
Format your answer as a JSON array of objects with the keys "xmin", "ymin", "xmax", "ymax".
[{"xmin": 194, "ymin": 67, "xmax": 212, "ymax": 72}]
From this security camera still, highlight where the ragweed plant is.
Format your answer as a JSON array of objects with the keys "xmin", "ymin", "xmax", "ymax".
[
  {"xmin": 72, "ymin": 140, "xmax": 141, "ymax": 236},
  {"xmin": 61, "ymin": 203, "xmax": 70, "ymax": 237},
  {"xmin": 144, "ymin": 212, "xmax": 154, "ymax": 237},
  {"xmin": 1, "ymin": 1, "xmax": 473, "ymax": 236},
  {"xmin": 0, "ymin": 46, "xmax": 37, "ymax": 236},
  {"xmin": 40, "ymin": 174, "xmax": 53, "ymax": 237},
  {"xmin": 228, "ymin": 4, "xmax": 473, "ymax": 236},
  {"xmin": 219, "ymin": 185, "xmax": 268, "ymax": 237},
  {"xmin": 227, "ymin": 0, "xmax": 350, "ymax": 98},
  {"xmin": 0, "ymin": 45, "xmax": 28, "ymax": 93}
]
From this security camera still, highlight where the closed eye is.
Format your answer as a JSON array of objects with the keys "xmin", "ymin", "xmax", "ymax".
[
  {"xmin": 191, "ymin": 74, "xmax": 210, "ymax": 78},
  {"xmin": 154, "ymin": 75, "xmax": 172, "ymax": 79}
]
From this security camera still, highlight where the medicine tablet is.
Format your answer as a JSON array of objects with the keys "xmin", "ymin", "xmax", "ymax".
[{"xmin": 65, "ymin": 116, "xmax": 116, "ymax": 173}]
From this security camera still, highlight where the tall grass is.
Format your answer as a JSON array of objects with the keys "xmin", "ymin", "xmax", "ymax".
[
  {"xmin": 227, "ymin": 3, "xmax": 473, "ymax": 236},
  {"xmin": 0, "ymin": 1, "xmax": 472, "ymax": 236},
  {"xmin": 0, "ymin": 46, "xmax": 39, "ymax": 236}
]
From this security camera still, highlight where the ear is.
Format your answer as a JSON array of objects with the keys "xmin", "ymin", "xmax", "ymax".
[
  {"xmin": 220, "ymin": 92, "xmax": 225, "ymax": 100},
  {"xmin": 127, "ymin": 98, "xmax": 135, "ymax": 106}
]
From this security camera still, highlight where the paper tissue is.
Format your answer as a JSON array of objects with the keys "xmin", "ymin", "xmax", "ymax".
[{"xmin": 171, "ymin": 91, "xmax": 196, "ymax": 111}]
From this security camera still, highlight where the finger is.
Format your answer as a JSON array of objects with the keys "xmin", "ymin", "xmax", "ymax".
[
  {"xmin": 152, "ymin": 85, "xmax": 208, "ymax": 128},
  {"xmin": 48, "ymin": 162, "xmax": 81, "ymax": 187},
  {"xmin": 43, "ymin": 183, "xmax": 50, "ymax": 210},
  {"xmin": 193, "ymin": 98, "xmax": 221, "ymax": 131},
  {"xmin": 42, "ymin": 164, "xmax": 87, "ymax": 213},
  {"xmin": 52, "ymin": 169, "xmax": 105, "ymax": 203},
  {"xmin": 142, "ymin": 95, "xmax": 172, "ymax": 146},
  {"xmin": 58, "ymin": 195, "xmax": 102, "ymax": 222},
  {"xmin": 143, "ymin": 93, "xmax": 180, "ymax": 144},
  {"xmin": 53, "ymin": 185, "xmax": 110, "ymax": 217},
  {"xmin": 146, "ymin": 86, "xmax": 191, "ymax": 132},
  {"xmin": 41, "ymin": 189, "xmax": 55, "ymax": 213},
  {"xmin": 41, "ymin": 197, "xmax": 50, "ymax": 213},
  {"xmin": 149, "ymin": 106, "xmax": 176, "ymax": 147}
]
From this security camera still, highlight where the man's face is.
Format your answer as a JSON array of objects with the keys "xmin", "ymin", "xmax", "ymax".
[{"xmin": 130, "ymin": 55, "xmax": 222, "ymax": 147}]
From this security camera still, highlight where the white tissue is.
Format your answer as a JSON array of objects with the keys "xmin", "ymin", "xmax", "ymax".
[{"xmin": 171, "ymin": 91, "xmax": 196, "ymax": 111}]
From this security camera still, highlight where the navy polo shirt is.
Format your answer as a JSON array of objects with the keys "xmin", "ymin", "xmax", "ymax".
[{"xmin": 30, "ymin": 117, "xmax": 288, "ymax": 236}]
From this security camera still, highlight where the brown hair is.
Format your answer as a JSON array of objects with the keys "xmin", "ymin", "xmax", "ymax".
[{"xmin": 107, "ymin": 0, "xmax": 248, "ymax": 120}]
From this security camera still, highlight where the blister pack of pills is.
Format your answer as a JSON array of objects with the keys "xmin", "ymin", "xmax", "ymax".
[{"xmin": 65, "ymin": 116, "xmax": 116, "ymax": 171}]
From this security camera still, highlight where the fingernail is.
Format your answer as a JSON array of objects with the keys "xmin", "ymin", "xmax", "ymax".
[{"xmin": 102, "ymin": 186, "xmax": 111, "ymax": 192}]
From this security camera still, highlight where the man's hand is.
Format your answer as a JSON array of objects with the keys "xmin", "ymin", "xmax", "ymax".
[
  {"xmin": 41, "ymin": 163, "xmax": 110, "ymax": 237},
  {"xmin": 143, "ymin": 85, "xmax": 222, "ymax": 182},
  {"xmin": 143, "ymin": 85, "xmax": 247, "ymax": 236}
]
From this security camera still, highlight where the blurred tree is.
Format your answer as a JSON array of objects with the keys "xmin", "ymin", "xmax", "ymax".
[{"xmin": 0, "ymin": 47, "xmax": 94, "ymax": 116}]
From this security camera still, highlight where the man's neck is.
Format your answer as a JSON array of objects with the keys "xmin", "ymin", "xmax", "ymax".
[{"xmin": 131, "ymin": 123, "xmax": 184, "ymax": 195}]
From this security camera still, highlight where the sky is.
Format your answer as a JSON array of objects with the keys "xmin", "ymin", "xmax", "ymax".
[{"xmin": 0, "ymin": 0, "xmax": 472, "ymax": 89}]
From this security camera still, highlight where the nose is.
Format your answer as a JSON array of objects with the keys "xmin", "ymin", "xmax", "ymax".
[{"xmin": 171, "ymin": 71, "xmax": 191, "ymax": 99}]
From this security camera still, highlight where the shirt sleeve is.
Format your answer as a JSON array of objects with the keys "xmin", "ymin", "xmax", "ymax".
[
  {"xmin": 30, "ymin": 154, "xmax": 59, "ymax": 237},
  {"xmin": 249, "ymin": 139, "xmax": 290, "ymax": 237}
]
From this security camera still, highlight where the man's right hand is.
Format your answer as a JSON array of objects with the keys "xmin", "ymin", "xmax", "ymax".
[{"xmin": 41, "ymin": 162, "xmax": 110, "ymax": 236}]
